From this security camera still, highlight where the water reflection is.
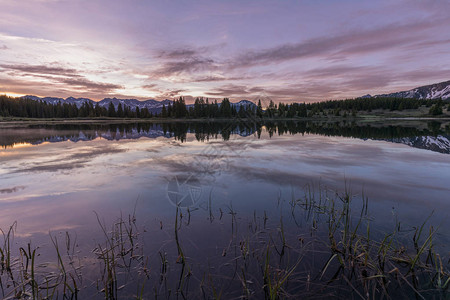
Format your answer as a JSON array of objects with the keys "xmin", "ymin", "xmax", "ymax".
[
  {"xmin": 1, "ymin": 120, "xmax": 450, "ymax": 154},
  {"xmin": 0, "ymin": 120, "xmax": 449, "ymax": 298}
]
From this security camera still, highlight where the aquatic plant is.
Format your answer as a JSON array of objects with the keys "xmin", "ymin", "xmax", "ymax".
[{"xmin": 0, "ymin": 186, "xmax": 448, "ymax": 299}]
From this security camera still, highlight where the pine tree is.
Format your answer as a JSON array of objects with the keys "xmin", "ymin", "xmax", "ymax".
[
  {"xmin": 108, "ymin": 102, "xmax": 116, "ymax": 117},
  {"xmin": 95, "ymin": 103, "xmax": 102, "ymax": 117},
  {"xmin": 136, "ymin": 107, "xmax": 141, "ymax": 118},
  {"xmin": 257, "ymin": 99, "xmax": 263, "ymax": 118},
  {"xmin": 219, "ymin": 98, "xmax": 232, "ymax": 118},
  {"xmin": 117, "ymin": 103, "xmax": 124, "ymax": 117},
  {"xmin": 167, "ymin": 103, "xmax": 173, "ymax": 117},
  {"xmin": 298, "ymin": 103, "xmax": 307, "ymax": 117},
  {"xmin": 429, "ymin": 104, "xmax": 443, "ymax": 115}
]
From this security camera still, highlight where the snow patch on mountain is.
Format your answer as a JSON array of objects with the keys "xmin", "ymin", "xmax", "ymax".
[
  {"xmin": 21, "ymin": 95, "xmax": 256, "ymax": 114},
  {"xmin": 372, "ymin": 80, "xmax": 450, "ymax": 100},
  {"xmin": 390, "ymin": 135, "xmax": 450, "ymax": 154}
]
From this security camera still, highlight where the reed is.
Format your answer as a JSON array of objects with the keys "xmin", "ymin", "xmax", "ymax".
[{"xmin": 0, "ymin": 185, "xmax": 448, "ymax": 299}]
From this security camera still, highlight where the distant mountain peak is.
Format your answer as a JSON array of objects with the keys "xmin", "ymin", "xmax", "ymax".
[{"xmin": 366, "ymin": 80, "xmax": 450, "ymax": 100}]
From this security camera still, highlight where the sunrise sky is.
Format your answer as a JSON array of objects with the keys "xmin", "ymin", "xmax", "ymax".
[{"xmin": 0, "ymin": 0, "xmax": 449, "ymax": 103}]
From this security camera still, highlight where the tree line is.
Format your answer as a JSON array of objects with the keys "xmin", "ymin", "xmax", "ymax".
[
  {"xmin": 0, "ymin": 96, "xmax": 154, "ymax": 119},
  {"xmin": 305, "ymin": 97, "xmax": 447, "ymax": 116},
  {"xmin": 0, "ymin": 95, "xmax": 448, "ymax": 119}
]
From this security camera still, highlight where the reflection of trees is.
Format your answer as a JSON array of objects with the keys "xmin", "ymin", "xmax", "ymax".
[
  {"xmin": 427, "ymin": 121, "xmax": 442, "ymax": 136},
  {"xmin": 1, "ymin": 121, "xmax": 450, "ymax": 149}
]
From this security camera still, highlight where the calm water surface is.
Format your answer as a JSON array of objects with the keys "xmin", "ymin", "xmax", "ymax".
[
  {"xmin": 1, "ymin": 122, "xmax": 449, "ymax": 231},
  {"xmin": 0, "ymin": 121, "xmax": 449, "ymax": 298}
]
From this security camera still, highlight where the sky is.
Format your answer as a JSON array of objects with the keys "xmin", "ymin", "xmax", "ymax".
[{"xmin": 0, "ymin": 0, "xmax": 449, "ymax": 103}]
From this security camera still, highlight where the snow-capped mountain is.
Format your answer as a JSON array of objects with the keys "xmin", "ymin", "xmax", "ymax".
[
  {"xmin": 65, "ymin": 97, "xmax": 94, "ymax": 106},
  {"xmin": 365, "ymin": 80, "xmax": 450, "ymax": 100},
  {"xmin": 97, "ymin": 98, "xmax": 173, "ymax": 113},
  {"xmin": 23, "ymin": 96, "xmax": 66, "ymax": 105},
  {"xmin": 389, "ymin": 135, "xmax": 450, "ymax": 154},
  {"xmin": 231, "ymin": 100, "xmax": 256, "ymax": 111},
  {"xmin": 21, "ymin": 95, "xmax": 174, "ymax": 113},
  {"xmin": 22, "ymin": 95, "xmax": 94, "ymax": 106},
  {"xmin": 21, "ymin": 95, "xmax": 255, "ymax": 113}
]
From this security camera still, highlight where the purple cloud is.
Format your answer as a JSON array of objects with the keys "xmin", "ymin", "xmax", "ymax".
[
  {"xmin": 231, "ymin": 20, "xmax": 445, "ymax": 69},
  {"xmin": 0, "ymin": 64, "xmax": 123, "ymax": 96},
  {"xmin": 1, "ymin": 64, "xmax": 79, "ymax": 77},
  {"xmin": 153, "ymin": 57, "xmax": 217, "ymax": 77},
  {"xmin": 0, "ymin": 0, "xmax": 449, "ymax": 101}
]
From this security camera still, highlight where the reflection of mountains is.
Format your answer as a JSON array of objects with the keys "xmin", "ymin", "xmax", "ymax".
[
  {"xmin": 34, "ymin": 128, "xmax": 173, "ymax": 144},
  {"xmin": 0, "ymin": 123, "xmax": 257, "ymax": 148},
  {"xmin": 1, "ymin": 122, "xmax": 450, "ymax": 154},
  {"xmin": 389, "ymin": 136, "xmax": 450, "ymax": 154},
  {"xmin": 299, "ymin": 122, "xmax": 450, "ymax": 154}
]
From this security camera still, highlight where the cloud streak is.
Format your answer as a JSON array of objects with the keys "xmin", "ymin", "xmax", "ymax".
[
  {"xmin": 0, "ymin": 186, "xmax": 26, "ymax": 194},
  {"xmin": 153, "ymin": 57, "xmax": 217, "ymax": 77},
  {"xmin": 0, "ymin": 64, "xmax": 79, "ymax": 77},
  {"xmin": 15, "ymin": 146, "xmax": 127, "ymax": 173},
  {"xmin": 231, "ymin": 20, "xmax": 444, "ymax": 69},
  {"xmin": 0, "ymin": 64, "xmax": 123, "ymax": 94},
  {"xmin": 56, "ymin": 77, "xmax": 122, "ymax": 92}
]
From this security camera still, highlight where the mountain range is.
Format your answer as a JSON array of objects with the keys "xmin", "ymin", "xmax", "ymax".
[
  {"xmin": 361, "ymin": 80, "xmax": 450, "ymax": 100},
  {"xmin": 21, "ymin": 95, "xmax": 256, "ymax": 114},
  {"xmin": 21, "ymin": 80, "xmax": 450, "ymax": 111}
]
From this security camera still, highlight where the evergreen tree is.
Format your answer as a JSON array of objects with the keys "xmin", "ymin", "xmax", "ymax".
[
  {"xmin": 117, "ymin": 103, "xmax": 124, "ymax": 118},
  {"xmin": 108, "ymin": 102, "xmax": 116, "ymax": 117},
  {"xmin": 95, "ymin": 103, "xmax": 102, "ymax": 117},
  {"xmin": 167, "ymin": 103, "xmax": 173, "ymax": 117},
  {"xmin": 267, "ymin": 100, "xmax": 276, "ymax": 118},
  {"xmin": 136, "ymin": 107, "xmax": 141, "ymax": 118},
  {"xmin": 298, "ymin": 103, "xmax": 307, "ymax": 117},
  {"xmin": 219, "ymin": 98, "xmax": 232, "ymax": 118},
  {"xmin": 194, "ymin": 97, "xmax": 201, "ymax": 118},
  {"xmin": 257, "ymin": 99, "xmax": 263, "ymax": 118},
  {"xmin": 174, "ymin": 97, "xmax": 187, "ymax": 118},
  {"xmin": 429, "ymin": 104, "xmax": 443, "ymax": 115}
]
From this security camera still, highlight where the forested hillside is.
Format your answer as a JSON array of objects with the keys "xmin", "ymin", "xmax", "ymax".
[{"xmin": 0, "ymin": 95, "xmax": 447, "ymax": 119}]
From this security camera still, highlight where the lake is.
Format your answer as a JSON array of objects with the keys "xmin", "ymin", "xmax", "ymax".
[{"xmin": 0, "ymin": 120, "xmax": 449, "ymax": 299}]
